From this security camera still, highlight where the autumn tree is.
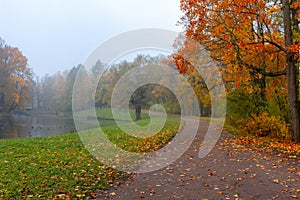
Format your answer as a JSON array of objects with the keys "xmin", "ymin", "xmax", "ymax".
[
  {"xmin": 65, "ymin": 65, "xmax": 82, "ymax": 111},
  {"xmin": 103, "ymin": 55, "xmax": 158, "ymax": 120},
  {"xmin": 176, "ymin": 0, "xmax": 300, "ymax": 142},
  {"xmin": 35, "ymin": 65, "xmax": 82, "ymax": 112},
  {"xmin": 94, "ymin": 55, "xmax": 180, "ymax": 120},
  {"xmin": 0, "ymin": 38, "xmax": 33, "ymax": 113}
]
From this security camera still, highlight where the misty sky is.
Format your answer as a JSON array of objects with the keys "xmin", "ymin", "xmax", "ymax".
[{"xmin": 0, "ymin": 0, "xmax": 182, "ymax": 77}]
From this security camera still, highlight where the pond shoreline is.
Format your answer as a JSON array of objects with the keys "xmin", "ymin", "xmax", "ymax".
[{"xmin": 0, "ymin": 111, "xmax": 75, "ymax": 139}]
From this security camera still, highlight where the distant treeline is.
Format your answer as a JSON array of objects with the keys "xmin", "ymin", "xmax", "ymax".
[{"xmin": 32, "ymin": 54, "xmax": 213, "ymax": 118}]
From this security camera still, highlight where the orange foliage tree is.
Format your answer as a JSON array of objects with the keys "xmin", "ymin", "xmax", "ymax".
[
  {"xmin": 0, "ymin": 38, "xmax": 33, "ymax": 113},
  {"xmin": 175, "ymin": 0, "xmax": 300, "ymax": 142}
]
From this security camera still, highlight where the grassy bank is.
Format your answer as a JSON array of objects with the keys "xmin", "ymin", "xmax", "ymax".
[{"xmin": 0, "ymin": 114, "xmax": 180, "ymax": 199}]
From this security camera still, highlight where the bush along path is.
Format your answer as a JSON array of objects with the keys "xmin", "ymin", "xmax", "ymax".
[{"xmin": 95, "ymin": 119, "xmax": 300, "ymax": 200}]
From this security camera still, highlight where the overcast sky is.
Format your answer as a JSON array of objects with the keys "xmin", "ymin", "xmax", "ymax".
[{"xmin": 0, "ymin": 0, "xmax": 182, "ymax": 77}]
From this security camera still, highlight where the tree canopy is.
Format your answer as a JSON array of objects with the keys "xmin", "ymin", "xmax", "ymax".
[
  {"xmin": 175, "ymin": 0, "xmax": 300, "ymax": 142},
  {"xmin": 0, "ymin": 38, "xmax": 33, "ymax": 113}
]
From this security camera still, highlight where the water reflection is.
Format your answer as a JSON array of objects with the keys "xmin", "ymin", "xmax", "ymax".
[{"xmin": 0, "ymin": 114, "xmax": 75, "ymax": 139}]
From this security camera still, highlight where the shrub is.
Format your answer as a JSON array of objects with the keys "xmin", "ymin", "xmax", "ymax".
[{"xmin": 238, "ymin": 112, "xmax": 291, "ymax": 140}]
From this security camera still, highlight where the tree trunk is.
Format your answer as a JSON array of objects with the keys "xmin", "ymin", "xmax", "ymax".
[
  {"xmin": 283, "ymin": 0, "xmax": 300, "ymax": 143},
  {"xmin": 135, "ymin": 105, "xmax": 141, "ymax": 121}
]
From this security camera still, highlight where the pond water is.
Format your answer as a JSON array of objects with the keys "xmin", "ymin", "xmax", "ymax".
[{"xmin": 0, "ymin": 114, "xmax": 76, "ymax": 139}]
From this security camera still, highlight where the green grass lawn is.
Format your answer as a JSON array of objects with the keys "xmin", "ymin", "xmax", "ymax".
[
  {"xmin": 0, "ymin": 111, "xmax": 181, "ymax": 199},
  {"xmin": 103, "ymin": 117, "xmax": 180, "ymax": 153},
  {"xmin": 75, "ymin": 108, "xmax": 150, "ymax": 127},
  {"xmin": 96, "ymin": 108, "xmax": 149, "ymax": 120}
]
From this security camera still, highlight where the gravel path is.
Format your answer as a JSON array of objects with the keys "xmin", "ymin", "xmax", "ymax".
[{"xmin": 95, "ymin": 119, "xmax": 300, "ymax": 200}]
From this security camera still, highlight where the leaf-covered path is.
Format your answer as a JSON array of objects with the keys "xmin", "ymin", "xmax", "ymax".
[{"xmin": 96, "ymin": 120, "xmax": 300, "ymax": 199}]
